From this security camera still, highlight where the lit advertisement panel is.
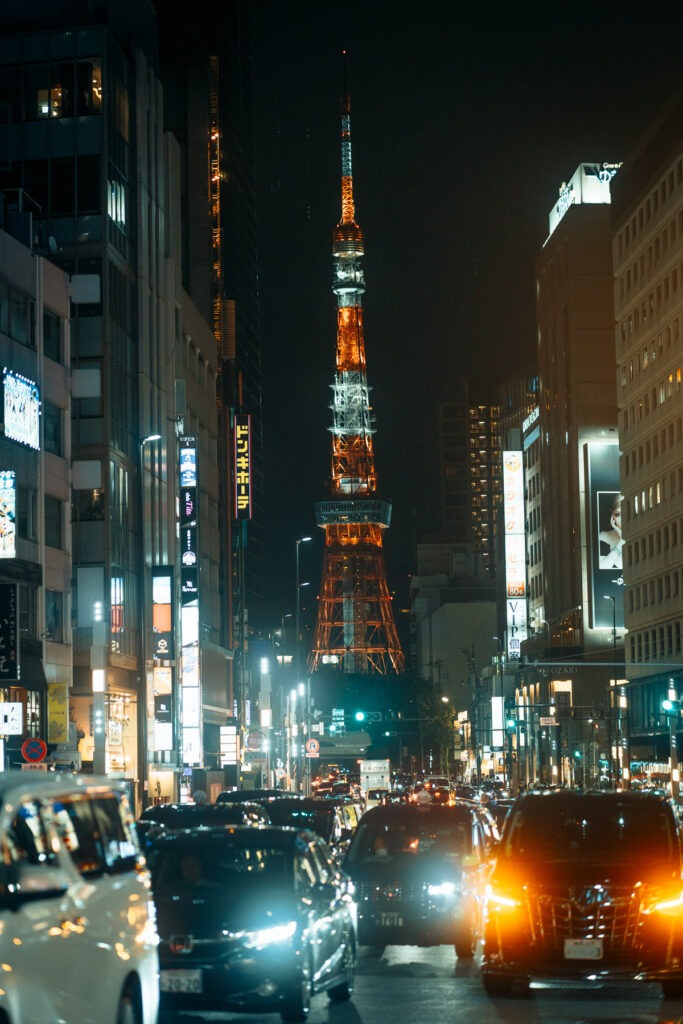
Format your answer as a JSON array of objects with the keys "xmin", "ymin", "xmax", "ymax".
[
  {"xmin": 152, "ymin": 567, "xmax": 174, "ymax": 659},
  {"xmin": 586, "ymin": 442, "xmax": 624, "ymax": 629},
  {"xmin": 0, "ymin": 471, "xmax": 16, "ymax": 558},
  {"xmin": 503, "ymin": 451, "xmax": 528, "ymax": 659},
  {"xmin": 177, "ymin": 436, "xmax": 201, "ymax": 767},
  {"xmin": 3, "ymin": 369, "xmax": 40, "ymax": 450},
  {"xmin": 234, "ymin": 413, "xmax": 252, "ymax": 520}
]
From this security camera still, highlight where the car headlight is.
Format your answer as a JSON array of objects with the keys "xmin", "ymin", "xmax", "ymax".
[
  {"xmin": 427, "ymin": 881, "xmax": 457, "ymax": 897},
  {"xmin": 238, "ymin": 921, "xmax": 297, "ymax": 948},
  {"xmin": 486, "ymin": 884, "xmax": 522, "ymax": 910},
  {"xmin": 646, "ymin": 891, "xmax": 683, "ymax": 916}
]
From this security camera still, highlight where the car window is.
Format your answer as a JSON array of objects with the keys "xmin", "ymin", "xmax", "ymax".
[
  {"xmin": 294, "ymin": 850, "xmax": 318, "ymax": 890},
  {"xmin": 503, "ymin": 799, "xmax": 677, "ymax": 864},
  {"xmin": 150, "ymin": 840, "xmax": 289, "ymax": 893},
  {"xmin": 348, "ymin": 821, "xmax": 470, "ymax": 862},
  {"xmin": 4, "ymin": 799, "xmax": 56, "ymax": 866},
  {"xmin": 44, "ymin": 794, "xmax": 138, "ymax": 876}
]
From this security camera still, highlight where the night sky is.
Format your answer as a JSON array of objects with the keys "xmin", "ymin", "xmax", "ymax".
[{"xmin": 249, "ymin": 2, "xmax": 683, "ymax": 633}]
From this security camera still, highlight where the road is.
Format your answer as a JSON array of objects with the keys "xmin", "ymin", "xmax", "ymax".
[{"xmin": 171, "ymin": 944, "xmax": 683, "ymax": 1024}]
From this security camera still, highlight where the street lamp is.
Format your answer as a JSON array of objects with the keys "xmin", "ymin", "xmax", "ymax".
[
  {"xmin": 604, "ymin": 595, "xmax": 617, "ymax": 785},
  {"xmin": 295, "ymin": 537, "xmax": 312, "ymax": 684},
  {"xmin": 138, "ymin": 432, "xmax": 162, "ymax": 811}
]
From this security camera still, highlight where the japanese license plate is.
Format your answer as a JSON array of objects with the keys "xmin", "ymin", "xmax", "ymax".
[
  {"xmin": 379, "ymin": 912, "xmax": 403, "ymax": 926},
  {"xmin": 564, "ymin": 938, "xmax": 603, "ymax": 960},
  {"xmin": 160, "ymin": 969, "xmax": 203, "ymax": 993}
]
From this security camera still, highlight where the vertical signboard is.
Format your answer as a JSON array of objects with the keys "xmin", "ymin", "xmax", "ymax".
[
  {"xmin": 234, "ymin": 413, "xmax": 252, "ymax": 520},
  {"xmin": 0, "ymin": 583, "xmax": 17, "ymax": 681},
  {"xmin": 152, "ymin": 567, "xmax": 174, "ymax": 659},
  {"xmin": 0, "ymin": 470, "xmax": 16, "ymax": 559},
  {"xmin": 587, "ymin": 442, "xmax": 624, "ymax": 629},
  {"xmin": 178, "ymin": 437, "xmax": 201, "ymax": 766},
  {"xmin": 2, "ymin": 369, "xmax": 40, "ymax": 450},
  {"xmin": 503, "ymin": 451, "xmax": 527, "ymax": 659}
]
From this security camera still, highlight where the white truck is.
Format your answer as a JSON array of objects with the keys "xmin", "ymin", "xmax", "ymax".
[{"xmin": 360, "ymin": 758, "xmax": 391, "ymax": 798}]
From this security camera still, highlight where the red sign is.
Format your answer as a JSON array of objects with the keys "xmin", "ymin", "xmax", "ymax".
[{"xmin": 21, "ymin": 737, "xmax": 47, "ymax": 763}]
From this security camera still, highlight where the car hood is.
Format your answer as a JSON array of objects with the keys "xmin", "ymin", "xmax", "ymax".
[
  {"xmin": 347, "ymin": 855, "xmax": 463, "ymax": 885},
  {"xmin": 154, "ymin": 889, "xmax": 296, "ymax": 939},
  {"xmin": 492, "ymin": 858, "xmax": 680, "ymax": 891}
]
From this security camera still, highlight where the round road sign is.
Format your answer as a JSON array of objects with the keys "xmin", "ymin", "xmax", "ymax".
[
  {"xmin": 21, "ymin": 737, "xmax": 48, "ymax": 763},
  {"xmin": 305, "ymin": 738, "xmax": 320, "ymax": 754}
]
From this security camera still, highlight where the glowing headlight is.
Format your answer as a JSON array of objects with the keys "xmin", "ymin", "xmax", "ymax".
[
  {"xmin": 649, "ymin": 891, "xmax": 683, "ymax": 915},
  {"xmin": 427, "ymin": 881, "xmax": 457, "ymax": 897},
  {"xmin": 486, "ymin": 885, "xmax": 522, "ymax": 909},
  {"xmin": 241, "ymin": 921, "xmax": 297, "ymax": 948}
]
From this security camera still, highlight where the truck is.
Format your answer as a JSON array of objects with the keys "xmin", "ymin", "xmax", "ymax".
[{"xmin": 359, "ymin": 758, "xmax": 391, "ymax": 797}]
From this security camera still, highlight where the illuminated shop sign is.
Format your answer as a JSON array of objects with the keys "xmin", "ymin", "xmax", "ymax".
[
  {"xmin": 0, "ymin": 470, "xmax": 16, "ymax": 559},
  {"xmin": 234, "ymin": 413, "xmax": 252, "ymax": 520},
  {"xmin": 153, "ymin": 665, "xmax": 174, "ymax": 752},
  {"xmin": 152, "ymin": 567, "xmax": 174, "ymax": 659},
  {"xmin": 3, "ymin": 369, "xmax": 40, "ymax": 450}
]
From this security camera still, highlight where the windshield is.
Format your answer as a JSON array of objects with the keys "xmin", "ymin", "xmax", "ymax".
[
  {"xmin": 347, "ymin": 821, "xmax": 470, "ymax": 864},
  {"xmin": 502, "ymin": 799, "xmax": 677, "ymax": 865},
  {"xmin": 149, "ymin": 840, "xmax": 289, "ymax": 895}
]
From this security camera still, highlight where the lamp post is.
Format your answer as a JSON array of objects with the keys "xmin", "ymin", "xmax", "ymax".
[
  {"xmin": 138, "ymin": 432, "xmax": 162, "ymax": 812},
  {"xmin": 295, "ymin": 537, "xmax": 311, "ymax": 793},
  {"xmin": 604, "ymin": 594, "xmax": 617, "ymax": 786}
]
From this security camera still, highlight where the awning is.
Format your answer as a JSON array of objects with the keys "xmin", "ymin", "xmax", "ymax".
[{"xmin": 18, "ymin": 653, "xmax": 48, "ymax": 692}]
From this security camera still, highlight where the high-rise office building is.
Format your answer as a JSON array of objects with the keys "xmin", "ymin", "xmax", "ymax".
[{"xmin": 611, "ymin": 95, "xmax": 683, "ymax": 759}]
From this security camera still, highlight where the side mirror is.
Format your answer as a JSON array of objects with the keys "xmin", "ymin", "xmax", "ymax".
[{"xmin": 5, "ymin": 863, "xmax": 71, "ymax": 909}]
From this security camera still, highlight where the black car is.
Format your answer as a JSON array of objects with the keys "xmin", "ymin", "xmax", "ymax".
[
  {"xmin": 482, "ymin": 790, "xmax": 683, "ymax": 997},
  {"xmin": 216, "ymin": 788, "xmax": 300, "ymax": 804},
  {"xmin": 135, "ymin": 801, "xmax": 271, "ymax": 848},
  {"xmin": 148, "ymin": 825, "xmax": 357, "ymax": 1023},
  {"xmin": 344, "ymin": 803, "xmax": 494, "ymax": 958},
  {"xmin": 265, "ymin": 797, "xmax": 362, "ymax": 857}
]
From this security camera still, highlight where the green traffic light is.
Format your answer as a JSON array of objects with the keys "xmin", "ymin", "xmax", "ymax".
[
  {"xmin": 355, "ymin": 711, "xmax": 365, "ymax": 722},
  {"xmin": 662, "ymin": 699, "xmax": 676, "ymax": 712}
]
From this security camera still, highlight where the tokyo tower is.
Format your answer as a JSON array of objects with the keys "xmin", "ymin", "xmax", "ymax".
[{"xmin": 309, "ymin": 84, "xmax": 404, "ymax": 676}]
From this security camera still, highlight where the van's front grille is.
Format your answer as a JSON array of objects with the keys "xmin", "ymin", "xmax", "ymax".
[{"xmin": 526, "ymin": 886, "xmax": 642, "ymax": 952}]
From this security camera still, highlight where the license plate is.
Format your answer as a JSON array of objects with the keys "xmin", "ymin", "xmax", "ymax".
[
  {"xmin": 160, "ymin": 969, "xmax": 203, "ymax": 993},
  {"xmin": 379, "ymin": 912, "xmax": 403, "ymax": 926},
  {"xmin": 564, "ymin": 938, "xmax": 603, "ymax": 960}
]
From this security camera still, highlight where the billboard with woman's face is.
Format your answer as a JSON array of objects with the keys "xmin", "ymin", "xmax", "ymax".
[{"xmin": 586, "ymin": 442, "xmax": 624, "ymax": 630}]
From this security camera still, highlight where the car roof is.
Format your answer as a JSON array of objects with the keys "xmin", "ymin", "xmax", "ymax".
[
  {"xmin": 512, "ymin": 789, "xmax": 676, "ymax": 812},
  {"xmin": 139, "ymin": 802, "xmax": 268, "ymax": 821},
  {"xmin": 359, "ymin": 803, "xmax": 477, "ymax": 824},
  {"xmin": 148, "ymin": 824, "xmax": 319, "ymax": 849},
  {"xmin": 0, "ymin": 771, "xmax": 127, "ymax": 804}
]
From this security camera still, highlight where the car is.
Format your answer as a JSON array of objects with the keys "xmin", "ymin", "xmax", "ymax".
[
  {"xmin": 482, "ymin": 789, "xmax": 683, "ymax": 998},
  {"xmin": 216, "ymin": 788, "xmax": 299, "ymax": 803},
  {"xmin": 364, "ymin": 787, "xmax": 389, "ymax": 810},
  {"xmin": 344, "ymin": 802, "xmax": 494, "ymax": 958},
  {"xmin": 0, "ymin": 771, "xmax": 159, "ymax": 1024},
  {"xmin": 136, "ymin": 800, "xmax": 271, "ymax": 848},
  {"xmin": 264, "ymin": 797, "xmax": 362, "ymax": 859},
  {"xmin": 148, "ymin": 825, "xmax": 357, "ymax": 1023}
]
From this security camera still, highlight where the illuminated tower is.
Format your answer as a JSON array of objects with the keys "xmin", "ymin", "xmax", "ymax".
[{"xmin": 309, "ymin": 88, "xmax": 404, "ymax": 676}]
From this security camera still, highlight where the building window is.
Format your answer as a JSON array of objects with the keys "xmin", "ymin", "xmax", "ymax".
[
  {"xmin": 43, "ymin": 402, "xmax": 63, "ymax": 456},
  {"xmin": 44, "ymin": 495, "xmax": 63, "ymax": 549},
  {"xmin": 43, "ymin": 309, "xmax": 63, "ymax": 363},
  {"xmin": 16, "ymin": 487, "xmax": 37, "ymax": 541},
  {"xmin": 44, "ymin": 590, "xmax": 63, "ymax": 644},
  {"xmin": 18, "ymin": 583, "xmax": 37, "ymax": 640}
]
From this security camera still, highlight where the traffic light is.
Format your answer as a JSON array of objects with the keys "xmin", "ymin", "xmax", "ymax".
[
  {"xmin": 354, "ymin": 711, "xmax": 365, "ymax": 722},
  {"xmin": 354, "ymin": 710, "xmax": 382, "ymax": 722},
  {"xmin": 662, "ymin": 698, "xmax": 681, "ymax": 713},
  {"xmin": 505, "ymin": 716, "xmax": 516, "ymax": 732}
]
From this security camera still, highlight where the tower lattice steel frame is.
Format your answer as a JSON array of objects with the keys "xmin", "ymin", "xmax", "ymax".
[{"xmin": 309, "ymin": 90, "xmax": 404, "ymax": 676}]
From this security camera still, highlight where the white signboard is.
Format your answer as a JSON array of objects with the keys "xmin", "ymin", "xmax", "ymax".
[{"xmin": 0, "ymin": 701, "xmax": 22, "ymax": 735}]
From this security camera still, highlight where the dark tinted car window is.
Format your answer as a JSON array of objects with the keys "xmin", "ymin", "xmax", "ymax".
[
  {"xmin": 348, "ymin": 820, "xmax": 470, "ymax": 863},
  {"xmin": 45, "ymin": 794, "xmax": 137, "ymax": 876},
  {"xmin": 150, "ymin": 839, "xmax": 289, "ymax": 894},
  {"xmin": 503, "ymin": 797, "xmax": 677, "ymax": 865}
]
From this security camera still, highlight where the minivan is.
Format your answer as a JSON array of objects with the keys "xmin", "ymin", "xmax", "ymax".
[{"xmin": 0, "ymin": 772, "xmax": 159, "ymax": 1024}]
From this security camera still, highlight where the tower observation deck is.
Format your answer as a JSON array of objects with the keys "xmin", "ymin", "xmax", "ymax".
[{"xmin": 309, "ymin": 88, "xmax": 404, "ymax": 676}]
